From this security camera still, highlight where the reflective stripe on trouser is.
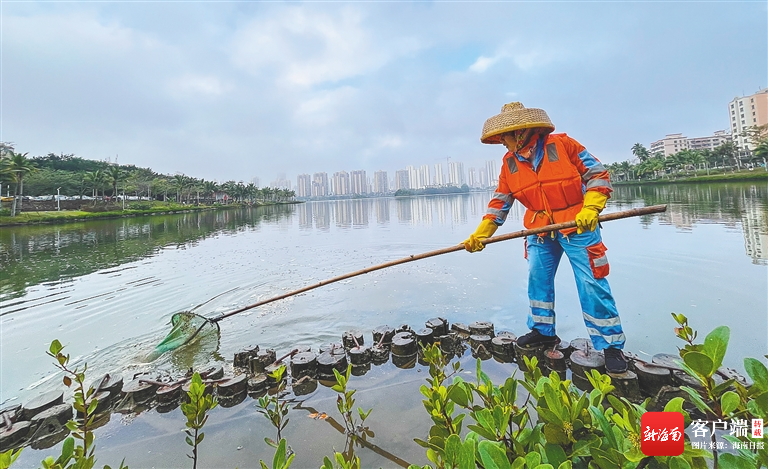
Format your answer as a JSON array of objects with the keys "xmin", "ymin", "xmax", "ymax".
[{"xmin": 525, "ymin": 227, "xmax": 625, "ymax": 350}]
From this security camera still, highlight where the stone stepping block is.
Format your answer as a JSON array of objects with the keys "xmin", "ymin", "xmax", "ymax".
[
  {"xmin": 342, "ymin": 330, "xmax": 364, "ymax": 349},
  {"xmin": 248, "ymin": 374, "xmax": 269, "ymax": 394},
  {"xmin": 425, "ymin": 318, "xmax": 448, "ymax": 337},
  {"xmin": 264, "ymin": 363, "xmax": 287, "ymax": 384},
  {"xmin": 22, "ymin": 390, "xmax": 64, "ymax": 421},
  {"xmin": 634, "ymin": 361, "xmax": 672, "ymax": 397},
  {"xmin": 608, "ymin": 370, "xmax": 642, "ymax": 402},
  {"xmin": 122, "ymin": 378, "xmax": 158, "ymax": 404},
  {"xmin": 250, "ymin": 349, "xmax": 277, "ymax": 374},
  {"xmin": 569, "ymin": 338, "xmax": 591, "ymax": 353},
  {"xmin": 0, "ymin": 420, "xmax": 31, "ymax": 450},
  {"xmin": 291, "ymin": 352, "xmax": 318, "ymax": 379},
  {"xmin": 292, "ymin": 377, "xmax": 318, "ymax": 397},
  {"xmin": 470, "ymin": 335, "xmax": 492, "ymax": 357},
  {"xmin": 218, "ymin": 392, "xmax": 247, "ymax": 409},
  {"xmin": 450, "ymin": 323, "xmax": 471, "ymax": 338},
  {"xmin": 29, "ymin": 403, "xmax": 72, "ymax": 441},
  {"xmin": 90, "ymin": 373, "xmax": 124, "ymax": 397},
  {"xmin": 415, "ymin": 328, "xmax": 434, "ymax": 346},
  {"xmin": 30, "ymin": 424, "xmax": 69, "ymax": 450},
  {"xmin": 491, "ymin": 334, "xmax": 516, "ymax": 361},
  {"xmin": 217, "ymin": 374, "xmax": 248, "ymax": 398},
  {"xmin": 545, "ymin": 349, "xmax": 568, "ymax": 372},
  {"xmin": 651, "ymin": 353, "xmax": 683, "ymax": 371},
  {"xmin": 718, "ymin": 367, "xmax": 750, "ymax": 387},
  {"xmin": 348, "ymin": 346, "xmax": 371, "ymax": 366},
  {"xmin": 396, "ymin": 324, "xmax": 413, "ymax": 334},
  {"xmin": 234, "ymin": 344, "xmax": 260, "ymax": 370},
  {"xmin": 569, "ymin": 349, "xmax": 606, "ymax": 378},
  {"xmin": 156, "ymin": 383, "xmax": 183, "ymax": 404},
  {"xmin": 317, "ymin": 351, "xmax": 348, "ymax": 377},
  {"xmin": 514, "ymin": 343, "xmax": 550, "ymax": 372},
  {"xmin": 370, "ymin": 345, "xmax": 390, "ymax": 365},
  {"xmin": 392, "ymin": 353, "xmax": 417, "ymax": 369},
  {"xmin": 672, "ymin": 369, "xmax": 724, "ymax": 391},
  {"xmin": 556, "ymin": 340, "xmax": 573, "ymax": 360},
  {"xmin": 391, "ymin": 331, "xmax": 418, "ymax": 357},
  {"xmin": 0, "ymin": 404, "xmax": 21, "ymax": 429},
  {"xmin": 351, "ymin": 362, "xmax": 371, "ymax": 377},
  {"xmin": 469, "ymin": 321, "xmax": 495, "ymax": 338},
  {"xmin": 200, "ymin": 364, "xmax": 225, "ymax": 380},
  {"xmin": 319, "ymin": 343, "xmax": 346, "ymax": 356},
  {"xmin": 372, "ymin": 326, "xmax": 396, "ymax": 346}
]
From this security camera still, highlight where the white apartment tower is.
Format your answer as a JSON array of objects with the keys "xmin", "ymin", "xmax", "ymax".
[
  {"xmin": 729, "ymin": 89, "xmax": 768, "ymax": 151},
  {"xmin": 395, "ymin": 170, "xmax": 409, "ymax": 190},
  {"xmin": 296, "ymin": 174, "xmax": 312, "ymax": 198},
  {"xmin": 373, "ymin": 170, "xmax": 389, "ymax": 194},
  {"xmin": 333, "ymin": 171, "xmax": 350, "ymax": 196},
  {"xmin": 485, "ymin": 160, "xmax": 498, "ymax": 188},
  {"xmin": 433, "ymin": 163, "xmax": 445, "ymax": 186},
  {"xmin": 312, "ymin": 172, "xmax": 329, "ymax": 197},
  {"xmin": 350, "ymin": 170, "xmax": 367, "ymax": 194},
  {"xmin": 448, "ymin": 161, "xmax": 465, "ymax": 186}
]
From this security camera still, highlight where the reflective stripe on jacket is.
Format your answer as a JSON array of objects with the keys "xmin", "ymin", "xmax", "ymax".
[{"xmin": 484, "ymin": 133, "xmax": 612, "ymax": 235}]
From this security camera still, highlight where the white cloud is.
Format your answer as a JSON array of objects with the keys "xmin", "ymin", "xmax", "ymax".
[
  {"xmin": 469, "ymin": 55, "xmax": 503, "ymax": 73},
  {"xmin": 230, "ymin": 6, "xmax": 421, "ymax": 87},
  {"xmin": 169, "ymin": 75, "xmax": 230, "ymax": 97}
]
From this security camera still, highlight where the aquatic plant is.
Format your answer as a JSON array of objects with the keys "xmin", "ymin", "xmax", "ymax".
[
  {"xmin": 256, "ymin": 364, "xmax": 291, "ymax": 444},
  {"xmin": 42, "ymin": 339, "xmax": 127, "ymax": 469},
  {"xmin": 181, "ymin": 372, "xmax": 217, "ymax": 469}
]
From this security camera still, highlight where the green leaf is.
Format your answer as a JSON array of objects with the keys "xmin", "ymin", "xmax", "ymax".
[
  {"xmin": 679, "ymin": 386, "xmax": 715, "ymax": 415},
  {"xmin": 720, "ymin": 391, "xmax": 740, "ymax": 415},
  {"xmin": 525, "ymin": 451, "xmax": 541, "ymax": 468},
  {"xmin": 588, "ymin": 406, "xmax": 618, "ymax": 449},
  {"xmin": 702, "ymin": 326, "xmax": 729, "ymax": 371},
  {"xmin": 444, "ymin": 434, "xmax": 461, "ymax": 467},
  {"xmin": 557, "ymin": 462, "xmax": 572, "ymax": 469},
  {"xmin": 668, "ymin": 455, "xmax": 692, "ymax": 469},
  {"xmin": 745, "ymin": 357, "xmax": 768, "ymax": 393},
  {"xmin": 683, "ymin": 351, "xmax": 714, "ymax": 378},
  {"xmin": 720, "ymin": 453, "xmax": 757, "ymax": 469},
  {"xmin": 447, "ymin": 383, "xmax": 469, "ymax": 408},
  {"xmin": 478, "ymin": 440, "xmax": 512, "ymax": 469},
  {"xmin": 747, "ymin": 391, "xmax": 768, "ymax": 417},
  {"xmin": 273, "ymin": 438, "xmax": 287, "ymax": 469},
  {"xmin": 543, "ymin": 443, "xmax": 567, "ymax": 467},
  {"xmin": 49, "ymin": 339, "xmax": 63, "ymax": 355}
]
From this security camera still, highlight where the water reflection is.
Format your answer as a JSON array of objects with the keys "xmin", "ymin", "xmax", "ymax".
[
  {"xmin": 2, "ymin": 183, "xmax": 766, "ymax": 303},
  {"xmin": 0, "ymin": 205, "xmax": 297, "ymax": 300},
  {"xmin": 612, "ymin": 183, "xmax": 768, "ymax": 265}
]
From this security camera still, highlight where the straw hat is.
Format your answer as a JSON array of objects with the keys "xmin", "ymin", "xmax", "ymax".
[{"xmin": 480, "ymin": 102, "xmax": 555, "ymax": 144}]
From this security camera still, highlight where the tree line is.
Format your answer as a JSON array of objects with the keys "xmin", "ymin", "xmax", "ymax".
[
  {"xmin": 0, "ymin": 145, "xmax": 295, "ymax": 217},
  {"xmin": 606, "ymin": 126, "xmax": 768, "ymax": 181}
]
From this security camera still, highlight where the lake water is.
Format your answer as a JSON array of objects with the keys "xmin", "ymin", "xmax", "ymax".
[{"xmin": 1, "ymin": 182, "xmax": 767, "ymax": 467}]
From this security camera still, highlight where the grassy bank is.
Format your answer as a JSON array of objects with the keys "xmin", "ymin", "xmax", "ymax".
[
  {"xmin": 614, "ymin": 168, "xmax": 768, "ymax": 185},
  {"xmin": 0, "ymin": 201, "xmax": 297, "ymax": 226}
]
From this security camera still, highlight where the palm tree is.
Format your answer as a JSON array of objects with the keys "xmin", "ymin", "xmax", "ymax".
[
  {"xmin": 202, "ymin": 180, "xmax": 218, "ymax": 204},
  {"xmin": 83, "ymin": 170, "xmax": 106, "ymax": 199},
  {"xmin": 3, "ymin": 151, "xmax": 38, "ymax": 216},
  {"xmin": 631, "ymin": 143, "xmax": 650, "ymax": 163},
  {"xmin": 106, "ymin": 165, "xmax": 128, "ymax": 201},
  {"xmin": 173, "ymin": 174, "xmax": 190, "ymax": 203}
]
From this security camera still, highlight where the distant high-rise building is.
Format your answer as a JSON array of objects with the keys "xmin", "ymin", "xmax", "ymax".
[
  {"xmin": 479, "ymin": 168, "xmax": 488, "ymax": 188},
  {"xmin": 650, "ymin": 131, "xmax": 731, "ymax": 157},
  {"xmin": 373, "ymin": 170, "xmax": 389, "ymax": 194},
  {"xmin": 448, "ymin": 161, "xmax": 465, "ymax": 186},
  {"xmin": 312, "ymin": 172, "xmax": 329, "ymax": 197},
  {"xmin": 485, "ymin": 160, "xmax": 498, "ymax": 187},
  {"xmin": 406, "ymin": 165, "xmax": 420, "ymax": 189},
  {"xmin": 333, "ymin": 171, "xmax": 350, "ymax": 195},
  {"xmin": 395, "ymin": 170, "xmax": 409, "ymax": 190},
  {"xmin": 467, "ymin": 167, "xmax": 478, "ymax": 188},
  {"xmin": 350, "ymin": 170, "xmax": 367, "ymax": 194},
  {"xmin": 433, "ymin": 163, "xmax": 445, "ymax": 186},
  {"xmin": 250, "ymin": 176, "xmax": 260, "ymax": 187},
  {"xmin": 297, "ymin": 174, "xmax": 312, "ymax": 198},
  {"xmin": 271, "ymin": 173, "xmax": 291, "ymax": 190},
  {"xmin": 729, "ymin": 89, "xmax": 768, "ymax": 150},
  {"xmin": 418, "ymin": 165, "xmax": 430, "ymax": 189}
]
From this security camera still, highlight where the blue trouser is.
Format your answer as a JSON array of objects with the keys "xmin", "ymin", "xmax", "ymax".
[{"xmin": 525, "ymin": 227, "xmax": 625, "ymax": 350}]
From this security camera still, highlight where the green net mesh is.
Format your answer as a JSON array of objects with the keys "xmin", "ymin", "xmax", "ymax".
[{"xmin": 147, "ymin": 312, "xmax": 220, "ymax": 361}]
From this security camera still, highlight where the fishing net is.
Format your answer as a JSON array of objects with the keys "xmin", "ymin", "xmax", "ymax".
[{"xmin": 147, "ymin": 312, "xmax": 220, "ymax": 361}]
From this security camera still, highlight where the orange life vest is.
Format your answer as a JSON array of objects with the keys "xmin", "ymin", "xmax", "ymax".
[{"xmin": 504, "ymin": 133, "xmax": 584, "ymax": 234}]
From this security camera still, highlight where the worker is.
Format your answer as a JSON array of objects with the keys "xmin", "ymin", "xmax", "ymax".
[{"xmin": 463, "ymin": 102, "xmax": 627, "ymax": 374}]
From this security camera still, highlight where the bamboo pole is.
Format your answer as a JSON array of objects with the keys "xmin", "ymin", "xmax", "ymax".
[{"xmin": 213, "ymin": 204, "xmax": 667, "ymax": 322}]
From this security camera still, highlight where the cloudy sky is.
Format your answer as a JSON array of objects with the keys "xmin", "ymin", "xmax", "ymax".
[{"xmin": 3, "ymin": 1, "xmax": 766, "ymax": 185}]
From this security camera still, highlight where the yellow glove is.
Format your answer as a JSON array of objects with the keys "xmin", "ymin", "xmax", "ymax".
[
  {"xmin": 575, "ymin": 191, "xmax": 608, "ymax": 234},
  {"xmin": 463, "ymin": 219, "xmax": 498, "ymax": 252}
]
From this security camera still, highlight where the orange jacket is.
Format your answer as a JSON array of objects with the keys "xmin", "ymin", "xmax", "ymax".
[{"xmin": 484, "ymin": 133, "xmax": 612, "ymax": 235}]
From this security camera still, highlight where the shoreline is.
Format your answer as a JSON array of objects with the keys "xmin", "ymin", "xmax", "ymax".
[
  {"xmin": 0, "ymin": 201, "xmax": 302, "ymax": 227},
  {"xmin": 612, "ymin": 169, "xmax": 768, "ymax": 185}
]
